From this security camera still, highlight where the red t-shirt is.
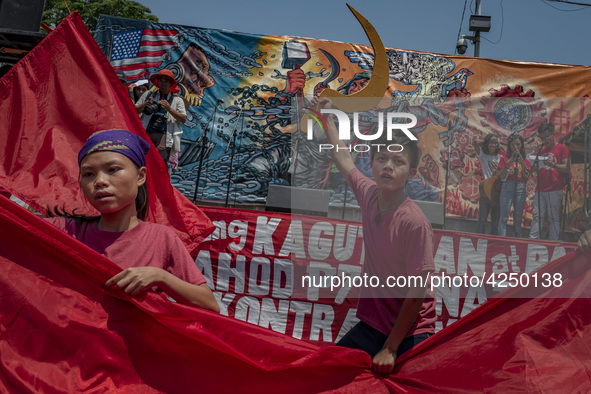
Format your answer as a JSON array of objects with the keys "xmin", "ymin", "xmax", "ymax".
[
  {"xmin": 498, "ymin": 154, "xmax": 531, "ymax": 182},
  {"xmin": 46, "ymin": 217, "xmax": 206, "ymax": 286},
  {"xmin": 538, "ymin": 143, "xmax": 570, "ymax": 192},
  {"xmin": 348, "ymin": 168, "xmax": 436, "ymax": 337}
]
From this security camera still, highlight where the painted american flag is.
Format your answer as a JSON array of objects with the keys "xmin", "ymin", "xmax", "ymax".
[{"xmin": 110, "ymin": 28, "xmax": 179, "ymax": 81}]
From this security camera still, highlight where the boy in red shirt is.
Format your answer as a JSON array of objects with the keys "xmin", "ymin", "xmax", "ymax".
[{"xmin": 317, "ymin": 98, "xmax": 436, "ymax": 375}]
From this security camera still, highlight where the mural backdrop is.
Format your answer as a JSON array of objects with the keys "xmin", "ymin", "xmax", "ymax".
[{"xmin": 95, "ymin": 16, "xmax": 591, "ymax": 233}]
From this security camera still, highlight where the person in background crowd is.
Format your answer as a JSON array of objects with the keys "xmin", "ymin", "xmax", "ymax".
[
  {"xmin": 529, "ymin": 123, "xmax": 571, "ymax": 241},
  {"xmin": 128, "ymin": 79, "xmax": 149, "ymax": 104},
  {"xmin": 474, "ymin": 133, "xmax": 501, "ymax": 235},
  {"xmin": 498, "ymin": 134, "xmax": 530, "ymax": 238},
  {"xmin": 115, "ymin": 70, "xmax": 127, "ymax": 86},
  {"xmin": 578, "ymin": 229, "xmax": 591, "ymax": 253},
  {"xmin": 135, "ymin": 70, "xmax": 186, "ymax": 169},
  {"xmin": 115, "ymin": 70, "xmax": 137, "ymax": 102}
]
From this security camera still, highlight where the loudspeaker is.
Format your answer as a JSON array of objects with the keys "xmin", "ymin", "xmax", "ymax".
[
  {"xmin": 266, "ymin": 185, "xmax": 330, "ymax": 217},
  {"xmin": 413, "ymin": 200, "xmax": 444, "ymax": 229},
  {"xmin": 0, "ymin": 0, "xmax": 46, "ymax": 32}
]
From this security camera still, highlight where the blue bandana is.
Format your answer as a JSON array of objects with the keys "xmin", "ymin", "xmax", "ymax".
[{"xmin": 78, "ymin": 129, "xmax": 151, "ymax": 167}]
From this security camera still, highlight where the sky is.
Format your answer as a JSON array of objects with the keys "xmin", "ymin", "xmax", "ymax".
[{"xmin": 135, "ymin": 0, "xmax": 591, "ymax": 67}]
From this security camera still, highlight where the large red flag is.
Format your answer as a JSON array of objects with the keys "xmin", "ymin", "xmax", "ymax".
[
  {"xmin": 0, "ymin": 195, "xmax": 385, "ymax": 393},
  {"xmin": 1, "ymin": 194, "xmax": 590, "ymax": 392},
  {"xmin": 392, "ymin": 254, "xmax": 591, "ymax": 392},
  {"xmin": 0, "ymin": 12, "xmax": 213, "ymax": 250}
]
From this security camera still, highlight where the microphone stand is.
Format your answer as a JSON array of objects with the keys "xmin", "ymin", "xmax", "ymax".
[
  {"xmin": 509, "ymin": 136, "xmax": 525, "ymax": 237},
  {"xmin": 442, "ymin": 136, "xmax": 453, "ymax": 230},
  {"xmin": 512, "ymin": 159, "xmax": 518, "ymax": 236},
  {"xmin": 291, "ymin": 80, "xmax": 304, "ymax": 187},
  {"xmin": 531, "ymin": 142, "xmax": 545, "ymax": 238},
  {"xmin": 225, "ymin": 104, "xmax": 244, "ymax": 207},
  {"xmin": 193, "ymin": 100, "xmax": 222, "ymax": 203},
  {"xmin": 233, "ymin": 116, "xmax": 247, "ymax": 209},
  {"xmin": 561, "ymin": 171, "xmax": 572, "ymax": 239}
]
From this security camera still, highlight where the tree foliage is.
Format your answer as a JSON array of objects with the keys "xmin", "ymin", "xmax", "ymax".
[{"xmin": 43, "ymin": 0, "xmax": 158, "ymax": 34}]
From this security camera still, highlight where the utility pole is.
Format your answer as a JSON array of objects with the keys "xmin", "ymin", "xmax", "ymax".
[
  {"xmin": 474, "ymin": 0, "xmax": 482, "ymax": 57},
  {"xmin": 456, "ymin": 0, "xmax": 490, "ymax": 57}
]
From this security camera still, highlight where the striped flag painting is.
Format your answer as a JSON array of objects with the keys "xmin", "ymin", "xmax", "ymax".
[{"xmin": 110, "ymin": 28, "xmax": 179, "ymax": 81}]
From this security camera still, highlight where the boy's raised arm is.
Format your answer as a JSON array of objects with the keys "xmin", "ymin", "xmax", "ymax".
[{"xmin": 317, "ymin": 98, "xmax": 356, "ymax": 182}]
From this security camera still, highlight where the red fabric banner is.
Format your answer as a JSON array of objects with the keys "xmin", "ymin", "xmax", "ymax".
[
  {"xmin": 0, "ymin": 12, "xmax": 213, "ymax": 251},
  {"xmin": 2, "ymin": 195, "xmax": 590, "ymax": 392}
]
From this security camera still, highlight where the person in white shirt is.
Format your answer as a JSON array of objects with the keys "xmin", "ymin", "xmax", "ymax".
[{"xmin": 135, "ymin": 69, "xmax": 187, "ymax": 165}]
